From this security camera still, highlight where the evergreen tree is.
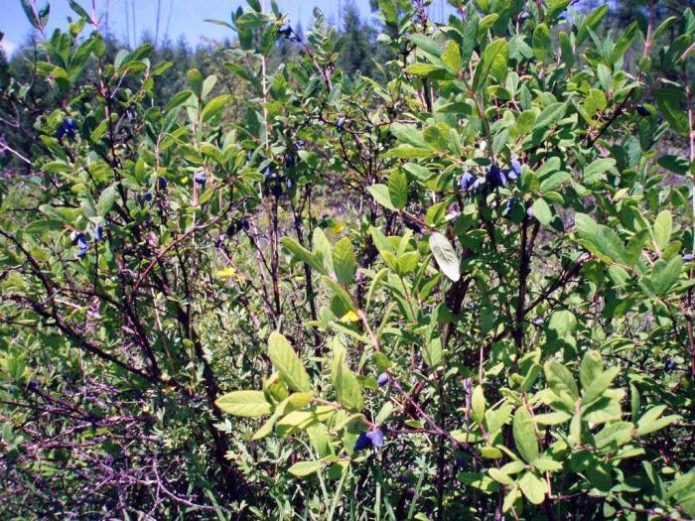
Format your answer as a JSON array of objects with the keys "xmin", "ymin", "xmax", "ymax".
[{"xmin": 338, "ymin": 2, "xmax": 376, "ymax": 77}]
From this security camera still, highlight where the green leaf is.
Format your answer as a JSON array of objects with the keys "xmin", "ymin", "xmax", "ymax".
[
  {"xmin": 405, "ymin": 63, "xmax": 453, "ymax": 80},
  {"xmin": 408, "ymin": 34, "xmax": 441, "ymax": 57},
  {"xmin": 215, "ymin": 390, "xmax": 272, "ymax": 417},
  {"xmin": 367, "ymin": 184, "xmax": 396, "ymax": 211},
  {"xmin": 288, "ymin": 460, "xmax": 323, "ymax": 477},
  {"xmin": 535, "ymin": 102, "xmax": 567, "ymax": 129},
  {"xmin": 513, "ymin": 407, "xmax": 539, "ymax": 464},
  {"xmin": 429, "ymin": 232, "xmax": 460, "ymax": 282},
  {"xmin": 611, "ymin": 22, "xmax": 638, "ymax": 63},
  {"xmin": 331, "ymin": 345, "xmax": 364, "ymax": 412},
  {"xmin": 69, "ymin": 0, "xmax": 90, "ymax": 20},
  {"xmin": 388, "ymin": 169, "xmax": 408, "ymax": 209},
  {"xmin": 471, "ymin": 386, "xmax": 486, "ymax": 424},
  {"xmin": 575, "ymin": 213, "xmax": 628, "ymax": 265},
  {"xmin": 390, "ymin": 123, "xmax": 427, "ymax": 148},
  {"xmin": 267, "ymin": 332, "xmax": 312, "ymax": 392},
  {"xmin": 473, "ymin": 39, "xmax": 508, "ymax": 90},
  {"xmin": 642, "ymin": 256, "xmax": 683, "ymax": 296},
  {"xmin": 489, "ymin": 468, "xmax": 513, "ymax": 485},
  {"xmin": 548, "ymin": 309, "xmax": 576, "ymax": 338},
  {"xmin": 281, "ymin": 237, "xmax": 324, "ymax": 274},
  {"xmin": 97, "ymin": 185, "xmax": 118, "ymax": 216},
  {"xmin": 579, "ymin": 350, "xmax": 603, "ymax": 391},
  {"xmin": 583, "ymin": 366, "xmax": 620, "ymax": 404},
  {"xmin": 461, "ymin": 15, "xmax": 479, "ymax": 63},
  {"xmin": 594, "ymin": 421, "xmax": 634, "ymax": 449},
  {"xmin": 201, "ymin": 95, "xmax": 231, "ymax": 122},
  {"xmin": 519, "ymin": 471, "xmax": 548, "ymax": 504},
  {"xmin": 583, "ymin": 158, "xmax": 615, "ymax": 184},
  {"xmin": 637, "ymin": 406, "xmax": 680, "ymax": 436},
  {"xmin": 422, "ymin": 336, "xmax": 443, "ymax": 368},
  {"xmin": 20, "ymin": 0, "xmax": 41, "ymax": 29},
  {"xmin": 531, "ymin": 199, "xmax": 552, "ymax": 226},
  {"xmin": 441, "ymin": 40, "xmax": 462, "ymax": 72},
  {"xmin": 655, "ymin": 88, "xmax": 689, "ymax": 135},
  {"xmin": 333, "ymin": 237, "xmax": 356, "ymax": 285},
  {"xmin": 532, "ymin": 457, "xmax": 563, "ymax": 472},
  {"xmin": 532, "ymin": 23, "xmax": 551, "ymax": 61},
  {"xmin": 653, "ymin": 210, "xmax": 672, "ymax": 252},
  {"xmin": 544, "ymin": 360, "xmax": 579, "ymax": 401}
]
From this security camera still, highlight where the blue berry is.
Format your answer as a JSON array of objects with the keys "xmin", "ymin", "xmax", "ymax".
[
  {"xmin": 337, "ymin": 116, "xmax": 345, "ymax": 129},
  {"xmin": 683, "ymin": 253, "xmax": 694, "ymax": 262},
  {"xmin": 377, "ymin": 373, "xmax": 389, "ymax": 387},
  {"xmin": 664, "ymin": 359, "xmax": 676, "ymax": 372},
  {"xmin": 74, "ymin": 233, "xmax": 89, "ymax": 258},
  {"xmin": 486, "ymin": 163, "xmax": 507, "ymax": 188},
  {"xmin": 367, "ymin": 428, "xmax": 385, "ymax": 448},
  {"xmin": 143, "ymin": 192, "xmax": 153, "ymax": 203},
  {"xmin": 354, "ymin": 432, "xmax": 372, "ymax": 451},
  {"xmin": 158, "ymin": 177, "xmax": 168, "ymax": 190},
  {"xmin": 278, "ymin": 24, "xmax": 292, "ymax": 38},
  {"xmin": 91, "ymin": 225, "xmax": 103, "ymax": 242},
  {"xmin": 636, "ymin": 105, "xmax": 650, "ymax": 117},
  {"xmin": 56, "ymin": 118, "xmax": 78, "ymax": 140},
  {"xmin": 459, "ymin": 171, "xmax": 476, "ymax": 193},
  {"xmin": 508, "ymin": 159, "xmax": 522, "ymax": 181},
  {"xmin": 194, "ymin": 172, "xmax": 206, "ymax": 186}
]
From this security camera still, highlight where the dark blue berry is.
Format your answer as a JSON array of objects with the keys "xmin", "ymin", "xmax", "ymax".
[
  {"xmin": 91, "ymin": 225, "xmax": 103, "ymax": 242},
  {"xmin": 636, "ymin": 105, "xmax": 650, "ymax": 117},
  {"xmin": 486, "ymin": 163, "xmax": 507, "ymax": 188},
  {"xmin": 194, "ymin": 172, "xmax": 206, "ymax": 186},
  {"xmin": 508, "ymin": 159, "xmax": 522, "ymax": 181},
  {"xmin": 664, "ymin": 359, "xmax": 676, "ymax": 372},
  {"xmin": 354, "ymin": 432, "xmax": 372, "ymax": 451},
  {"xmin": 278, "ymin": 24, "xmax": 292, "ymax": 38},
  {"xmin": 56, "ymin": 118, "xmax": 78, "ymax": 140},
  {"xmin": 377, "ymin": 373, "xmax": 389, "ymax": 387},
  {"xmin": 157, "ymin": 177, "xmax": 168, "ymax": 191},
  {"xmin": 459, "ymin": 171, "xmax": 476, "ymax": 193},
  {"xmin": 143, "ymin": 192, "xmax": 153, "ymax": 203},
  {"xmin": 367, "ymin": 428, "xmax": 385, "ymax": 448},
  {"xmin": 76, "ymin": 234, "xmax": 89, "ymax": 257},
  {"xmin": 72, "ymin": 232, "xmax": 87, "ymax": 246}
]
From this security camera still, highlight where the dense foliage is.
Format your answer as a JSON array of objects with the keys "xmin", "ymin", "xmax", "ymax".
[{"xmin": 1, "ymin": 0, "xmax": 694, "ymax": 519}]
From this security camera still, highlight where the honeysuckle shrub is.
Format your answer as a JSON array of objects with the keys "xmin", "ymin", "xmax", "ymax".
[{"xmin": 1, "ymin": 0, "xmax": 694, "ymax": 519}]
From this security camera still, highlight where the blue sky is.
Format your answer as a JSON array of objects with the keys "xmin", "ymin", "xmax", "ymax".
[{"xmin": 0, "ymin": 0, "xmax": 388, "ymax": 56}]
